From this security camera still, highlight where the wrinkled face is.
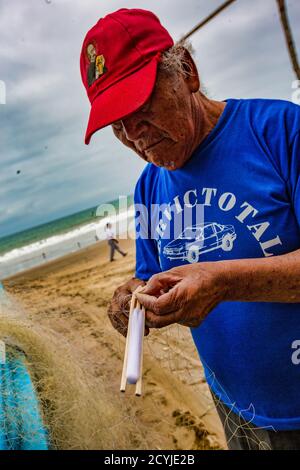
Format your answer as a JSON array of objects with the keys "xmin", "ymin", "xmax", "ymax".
[{"xmin": 111, "ymin": 67, "xmax": 198, "ymax": 170}]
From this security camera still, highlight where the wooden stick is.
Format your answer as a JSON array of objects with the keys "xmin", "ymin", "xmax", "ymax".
[
  {"xmin": 120, "ymin": 285, "xmax": 145, "ymax": 393},
  {"xmin": 120, "ymin": 293, "xmax": 137, "ymax": 392},
  {"xmin": 276, "ymin": 0, "xmax": 300, "ymax": 80},
  {"xmin": 135, "ymin": 302, "xmax": 146, "ymax": 397},
  {"xmin": 180, "ymin": 0, "xmax": 237, "ymax": 41}
]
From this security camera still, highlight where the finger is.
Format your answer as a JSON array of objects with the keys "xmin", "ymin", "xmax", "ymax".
[
  {"xmin": 107, "ymin": 301, "xmax": 129, "ymax": 335},
  {"xmin": 113, "ymin": 287, "xmax": 130, "ymax": 310},
  {"xmin": 116, "ymin": 293, "xmax": 131, "ymax": 317},
  {"xmin": 108, "ymin": 279, "xmax": 146, "ymax": 337},
  {"xmin": 139, "ymin": 276, "xmax": 165, "ymax": 296},
  {"xmin": 144, "ymin": 325, "xmax": 150, "ymax": 336},
  {"xmin": 140, "ymin": 273, "xmax": 179, "ymax": 296},
  {"xmin": 178, "ymin": 319, "xmax": 200, "ymax": 328},
  {"xmin": 123, "ymin": 279, "xmax": 146, "ymax": 313},
  {"xmin": 137, "ymin": 285, "xmax": 181, "ymax": 315},
  {"xmin": 108, "ymin": 304, "xmax": 150, "ymax": 337},
  {"xmin": 108, "ymin": 310, "xmax": 129, "ymax": 337},
  {"xmin": 135, "ymin": 292, "xmax": 160, "ymax": 313},
  {"xmin": 114, "ymin": 282, "xmax": 144, "ymax": 316},
  {"xmin": 129, "ymin": 278, "xmax": 146, "ymax": 293},
  {"xmin": 145, "ymin": 309, "xmax": 178, "ymax": 329}
]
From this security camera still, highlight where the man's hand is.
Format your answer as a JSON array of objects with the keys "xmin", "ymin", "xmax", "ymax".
[
  {"xmin": 135, "ymin": 263, "xmax": 227, "ymax": 329},
  {"xmin": 107, "ymin": 277, "xmax": 147, "ymax": 337},
  {"xmin": 108, "ymin": 249, "xmax": 300, "ymax": 335},
  {"xmin": 135, "ymin": 248, "xmax": 300, "ymax": 330}
]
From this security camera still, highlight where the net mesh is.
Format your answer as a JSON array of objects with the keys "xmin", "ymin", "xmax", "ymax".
[
  {"xmin": 1, "ymin": 243, "xmax": 274, "ymax": 450},
  {"xmin": 0, "ymin": 346, "xmax": 48, "ymax": 450},
  {"xmin": 0, "ymin": 292, "xmax": 142, "ymax": 449}
]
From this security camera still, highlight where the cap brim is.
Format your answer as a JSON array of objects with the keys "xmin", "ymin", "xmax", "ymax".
[{"xmin": 85, "ymin": 57, "xmax": 159, "ymax": 144}]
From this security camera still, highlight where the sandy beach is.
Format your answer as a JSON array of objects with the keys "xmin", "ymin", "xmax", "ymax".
[{"xmin": 2, "ymin": 239, "xmax": 226, "ymax": 450}]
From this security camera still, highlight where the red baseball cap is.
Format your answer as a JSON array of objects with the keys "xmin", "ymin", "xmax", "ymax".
[{"xmin": 80, "ymin": 8, "xmax": 174, "ymax": 144}]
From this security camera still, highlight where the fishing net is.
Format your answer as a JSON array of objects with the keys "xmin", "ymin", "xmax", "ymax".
[
  {"xmin": 1, "ymin": 243, "xmax": 274, "ymax": 450},
  {"xmin": 0, "ymin": 290, "xmax": 141, "ymax": 449},
  {"xmin": 0, "ymin": 346, "xmax": 48, "ymax": 450}
]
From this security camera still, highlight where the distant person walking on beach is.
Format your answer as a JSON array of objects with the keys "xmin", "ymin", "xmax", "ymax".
[
  {"xmin": 81, "ymin": 9, "xmax": 300, "ymax": 450},
  {"xmin": 105, "ymin": 223, "xmax": 127, "ymax": 262}
]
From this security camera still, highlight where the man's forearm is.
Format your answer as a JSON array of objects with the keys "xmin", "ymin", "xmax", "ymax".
[{"xmin": 219, "ymin": 248, "xmax": 300, "ymax": 303}]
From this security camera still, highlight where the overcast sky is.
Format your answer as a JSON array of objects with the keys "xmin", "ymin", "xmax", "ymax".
[{"xmin": 0, "ymin": 0, "xmax": 299, "ymax": 237}]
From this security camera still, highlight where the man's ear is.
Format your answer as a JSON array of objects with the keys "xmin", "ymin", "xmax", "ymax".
[{"xmin": 181, "ymin": 47, "xmax": 200, "ymax": 93}]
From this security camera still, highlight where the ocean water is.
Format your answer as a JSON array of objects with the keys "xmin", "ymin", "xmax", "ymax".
[{"xmin": 0, "ymin": 196, "xmax": 134, "ymax": 280}]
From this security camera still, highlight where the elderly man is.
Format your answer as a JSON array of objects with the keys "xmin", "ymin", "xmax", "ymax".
[{"xmin": 80, "ymin": 8, "xmax": 300, "ymax": 450}]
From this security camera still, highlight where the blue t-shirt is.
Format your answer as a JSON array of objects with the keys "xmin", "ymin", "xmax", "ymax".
[{"xmin": 134, "ymin": 98, "xmax": 300, "ymax": 430}]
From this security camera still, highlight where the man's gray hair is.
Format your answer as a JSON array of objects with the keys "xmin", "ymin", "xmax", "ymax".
[{"xmin": 159, "ymin": 40, "xmax": 195, "ymax": 78}]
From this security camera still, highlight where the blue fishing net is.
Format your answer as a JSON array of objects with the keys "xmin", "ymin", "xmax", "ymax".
[{"xmin": 0, "ymin": 347, "xmax": 48, "ymax": 450}]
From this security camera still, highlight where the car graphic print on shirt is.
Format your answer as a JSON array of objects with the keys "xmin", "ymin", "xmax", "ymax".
[{"xmin": 162, "ymin": 222, "xmax": 237, "ymax": 263}]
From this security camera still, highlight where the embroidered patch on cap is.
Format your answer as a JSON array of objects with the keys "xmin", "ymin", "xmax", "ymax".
[{"xmin": 86, "ymin": 43, "xmax": 107, "ymax": 87}]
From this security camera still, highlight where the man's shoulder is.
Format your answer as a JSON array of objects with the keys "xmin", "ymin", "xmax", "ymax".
[
  {"xmin": 239, "ymin": 97, "xmax": 299, "ymax": 110},
  {"xmin": 236, "ymin": 99, "xmax": 300, "ymax": 180},
  {"xmin": 239, "ymin": 98, "xmax": 300, "ymax": 135},
  {"xmin": 139, "ymin": 162, "xmax": 159, "ymax": 180},
  {"xmin": 134, "ymin": 163, "xmax": 160, "ymax": 204}
]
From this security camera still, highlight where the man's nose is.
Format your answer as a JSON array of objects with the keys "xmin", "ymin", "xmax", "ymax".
[{"xmin": 121, "ymin": 115, "xmax": 147, "ymax": 142}]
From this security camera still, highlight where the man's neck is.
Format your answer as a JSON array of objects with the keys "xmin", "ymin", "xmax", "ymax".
[{"xmin": 191, "ymin": 92, "xmax": 227, "ymax": 154}]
